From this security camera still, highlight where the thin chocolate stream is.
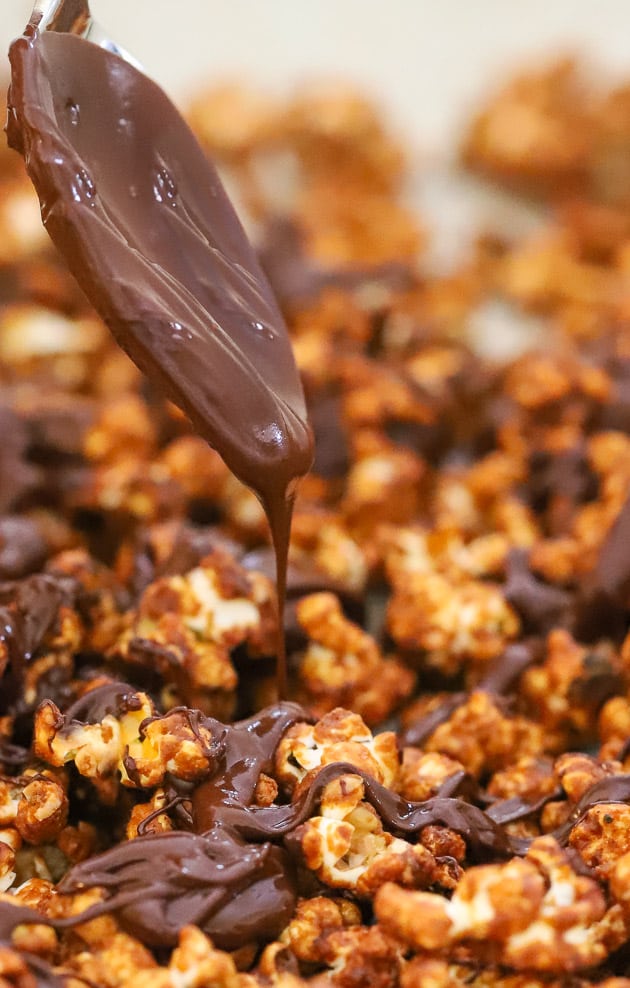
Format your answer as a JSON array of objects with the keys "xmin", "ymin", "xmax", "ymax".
[{"xmin": 7, "ymin": 22, "xmax": 314, "ymax": 698}]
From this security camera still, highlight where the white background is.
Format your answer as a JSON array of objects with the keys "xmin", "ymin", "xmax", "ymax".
[{"xmin": 3, "ymin": 1, "xmax": 630, "ymax": 157}]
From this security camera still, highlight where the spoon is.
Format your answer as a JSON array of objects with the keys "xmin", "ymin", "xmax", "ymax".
[
  {"xmin": 28, "ymin": 0, "xmax": 142, "ymax": 69},
  {"xmin": 9, "ymin": 0, "xmax": 314, "ymax": 699}
]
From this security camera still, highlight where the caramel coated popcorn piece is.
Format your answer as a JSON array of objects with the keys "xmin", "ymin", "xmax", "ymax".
[
  {"xmin": 294, "ymin": 592, "xmax": 414, "ymax": 723},
  {"xmin": 113, "ymin": 549, "xmax": 277, "ymax": 714},
  {"xmin": 521, "ymin": 631, "xmax": 622, "ymax": 749},
  {"xmin": 296, "ymin": 772, "xmax": 436, "ymax": 894},
  {"xmin": 423, "ymin": 690, "xmax": 544, "ymax": 779},
  {"xmin": 387, "ymin": 572, "xmax": 520, "ymax": 676},
  {"xmin": 569, "ymin": 803, "xmax": 630, "ymax": 879},
  {"xmin": 376, "ymin": 838, "xmax": 607, "ymax": 972},
  {"xmin": 35, "ymin": 693, "xmax": 217, "ymax": 791},
  {"xmin": 34, "ymin": 689, "xmax": 155, "ymax": 786},
  {"xmin": 280, "ymin": 896, "xmax": 361, "ymax": 965},
  {"xmin": 124, "ymin": 925, "xmax": 258, "ymax": 988},
  {"xmin": 462, "ymin": 58, "xmax": 593, "ymax": 195},
  {"xmin": 396, "ymin": 749, "xmax": 466, "ymax": 802},
  {"xmin": 275, "ymin": 707, "xmax": 399, "ymax": 794},
  {"xmin": 15, "ymin": 777, "xmax": 68, "ymax": 846}
]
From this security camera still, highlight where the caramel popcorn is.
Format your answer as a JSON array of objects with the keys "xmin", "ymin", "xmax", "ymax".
[
  {"xmin": 275, "ymin": 708, "xmax": 398, "ymax": 794},
  {"xmin": 293, "ymin": 592, "xmax": 414, "ymax": 723},
  {"xmin": 387, "ymin": 572, "xmax": 520, "ymax": 676},
  {"xmin": 376, "ymin": 838, "xmax": 607, "ymax": 972},
  {"xmin": 295, "ymin": 772, "xmax": 436, "ymax": 894},
  {"xmin": 112, "ymin": 549, "xmax": 277, "ymax": 715}
]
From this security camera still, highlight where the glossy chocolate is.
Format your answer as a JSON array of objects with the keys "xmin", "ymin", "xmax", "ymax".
[
  {"xmin": 0, "ymin": 573, "xmax": 65, "ymax": 703},
  {"xmin": 191, "ymin": 701, "xmax": 306, "ymax": 832},
  {"xmin": 59, "ymin": 829, "xmax": 296, "ymax": 950},
  {"xmin": 62, "ymin": 681, "xmax": 145, "ymax": 723},
  {"xmin": 7, "ymin": 29, "xmax": 312, "ymax": 503},
  {"xmin": 7, "ymin": 24, "xmax": 314, "ymax": 697}
]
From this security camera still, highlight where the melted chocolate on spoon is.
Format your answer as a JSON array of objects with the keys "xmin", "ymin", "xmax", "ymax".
[{"xmin": 7, "ymin": 24, "xmax": 313, "ymax": 698}]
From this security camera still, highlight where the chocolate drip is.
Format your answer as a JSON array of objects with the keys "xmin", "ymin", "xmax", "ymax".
[
  {"xmin": 52, "ymin": 752, "xmax": 601, "ymax": 951},
  {"xmin": 0, "ymin": 574, "xmax": 66, "ymax": 712},
  {"xmin": 7, "ymin": 24, "xmax": 313, "ymax": 697},
  {"xmin": 194, "ymin": 759, "xmax": 510, "ymax": 858},
  {"xmin": 478, "ymin": 639, "xmax": 543, "ymax": 695},
  {"xmin": 574, "ymin": 492, "xmax": 630, "ymax": 640},
  {"xmin": 504, "ymin": 549, "xmax": 574, "ymax": 634},
  {"xmin": 191, "ymin": 701, "xmax": 307, "ymax": 832},
  {"xmin": 0, "ymin": 901, "xmax": 48, "ymax": 942},
  {"xmin": 484, "ymin": 788, "xmax": 562, "ymax": 826},
  {"xmin": 551, "ymin": 773, "xmax": 630, "ymax": 845},
  {"xmin": 205, "ymin": 762, "xmax": 630, "ymax": 860},
  {"xmin": 0, "ymin": 517, "xmax": 48, "ymax": 580},
  {"xmin": 400, "ymin": 641, "xmax": 540, "ymax": 748},
  {"xmin": 0, "ymin": 405, "xmax": 41, "ymax": 514},
  {"xmin": 35, "ymin": 690, "xmax": 630, "ymax": 948},
  {"xmin": 61, "ymin": 682, "xmax": 145, "ymax": 723},
  {"xmin": 400, "ymin": 693, "xmax": 466, "ymax": 749},
  {"xmin": 57, "ymin": 700, "xmax": 307, "ymax": 947}
]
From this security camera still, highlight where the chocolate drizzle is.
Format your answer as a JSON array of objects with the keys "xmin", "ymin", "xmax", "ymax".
[
  {"xmin": 58, "ymin": 829, "xmax": 296, "ymax": 950},
  {"xmin": 504, "ymin": 550, "xmax": 574, "ymax": 635},
  {"xmin": 61, "ymin": 681, "xmax": 145, "ymax": 723},
  {"xmin": 400, "ymin": 640, "xmax": 540, "ymax": 748},
  {"xmin": 0, "ymin": 573, "xmax": 67, "ymax": 713},
  {"xmin": 7, "ymin": 23, "xmax": 314, "ymax": 697},
  {"xmin": 10, "ymin": 690, "xmax": 630, "ymax": 950},
  {"xmin": 191, "ymin": 702, "xmax": 307, "ymax": 832}
]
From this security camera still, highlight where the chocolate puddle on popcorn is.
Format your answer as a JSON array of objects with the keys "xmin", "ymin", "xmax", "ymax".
[{"xmin": 6, "ymin": 23, "xmax": 313, "ymax": 701}]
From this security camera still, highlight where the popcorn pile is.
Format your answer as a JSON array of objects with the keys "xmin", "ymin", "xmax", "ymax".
[{"xmin": 0, "ymin": 55, "xmax": 630, "ymax": 987}]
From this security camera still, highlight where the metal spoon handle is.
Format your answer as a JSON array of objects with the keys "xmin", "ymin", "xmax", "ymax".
[{"xmin": 29, "ymin": 0, "xmax": 143, "ymax": 69}]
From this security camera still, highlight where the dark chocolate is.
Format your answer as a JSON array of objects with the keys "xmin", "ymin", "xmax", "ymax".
[
  {"xmin": 31, "ymin": 691, "xmax": 630, "ymax": 946},
  {"xmin": 58, "ymin": 828, "xmax": 296, "ymax": 950},
  {"xmin": 576, "ymin": 492, "xmax": 630, "ymax": 641},
  {"xmin": 0, "ymin": 516, "xmax": 48, "ymax": 579},
  {"xmin": 7, "ymin": 30, "xmax": 312, "ymax": 504},
  {"xmin": 0, "ymin": 404, "xmax": 41, "ymax": 513},
  {"xmin": 61, "ymin": 681, "xmax": 144, "ymax": 723},
  {"xmin": 0, "ymin": 573, "xmax": 65, "ymax": 689},
  {"xmin": 400, "ymin": 641, "xmax": 540, "ymax": 748},
  {"xmin": 589, "ymin": 493, "xmax": 630, "ymax": 606},
  {"xmin": 191, "ymin": 702, "xmax": 307, "ymax": 832},
  {"xmin": 504, "ymin": 549, "xmax": 574, "ymax": 635}
]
